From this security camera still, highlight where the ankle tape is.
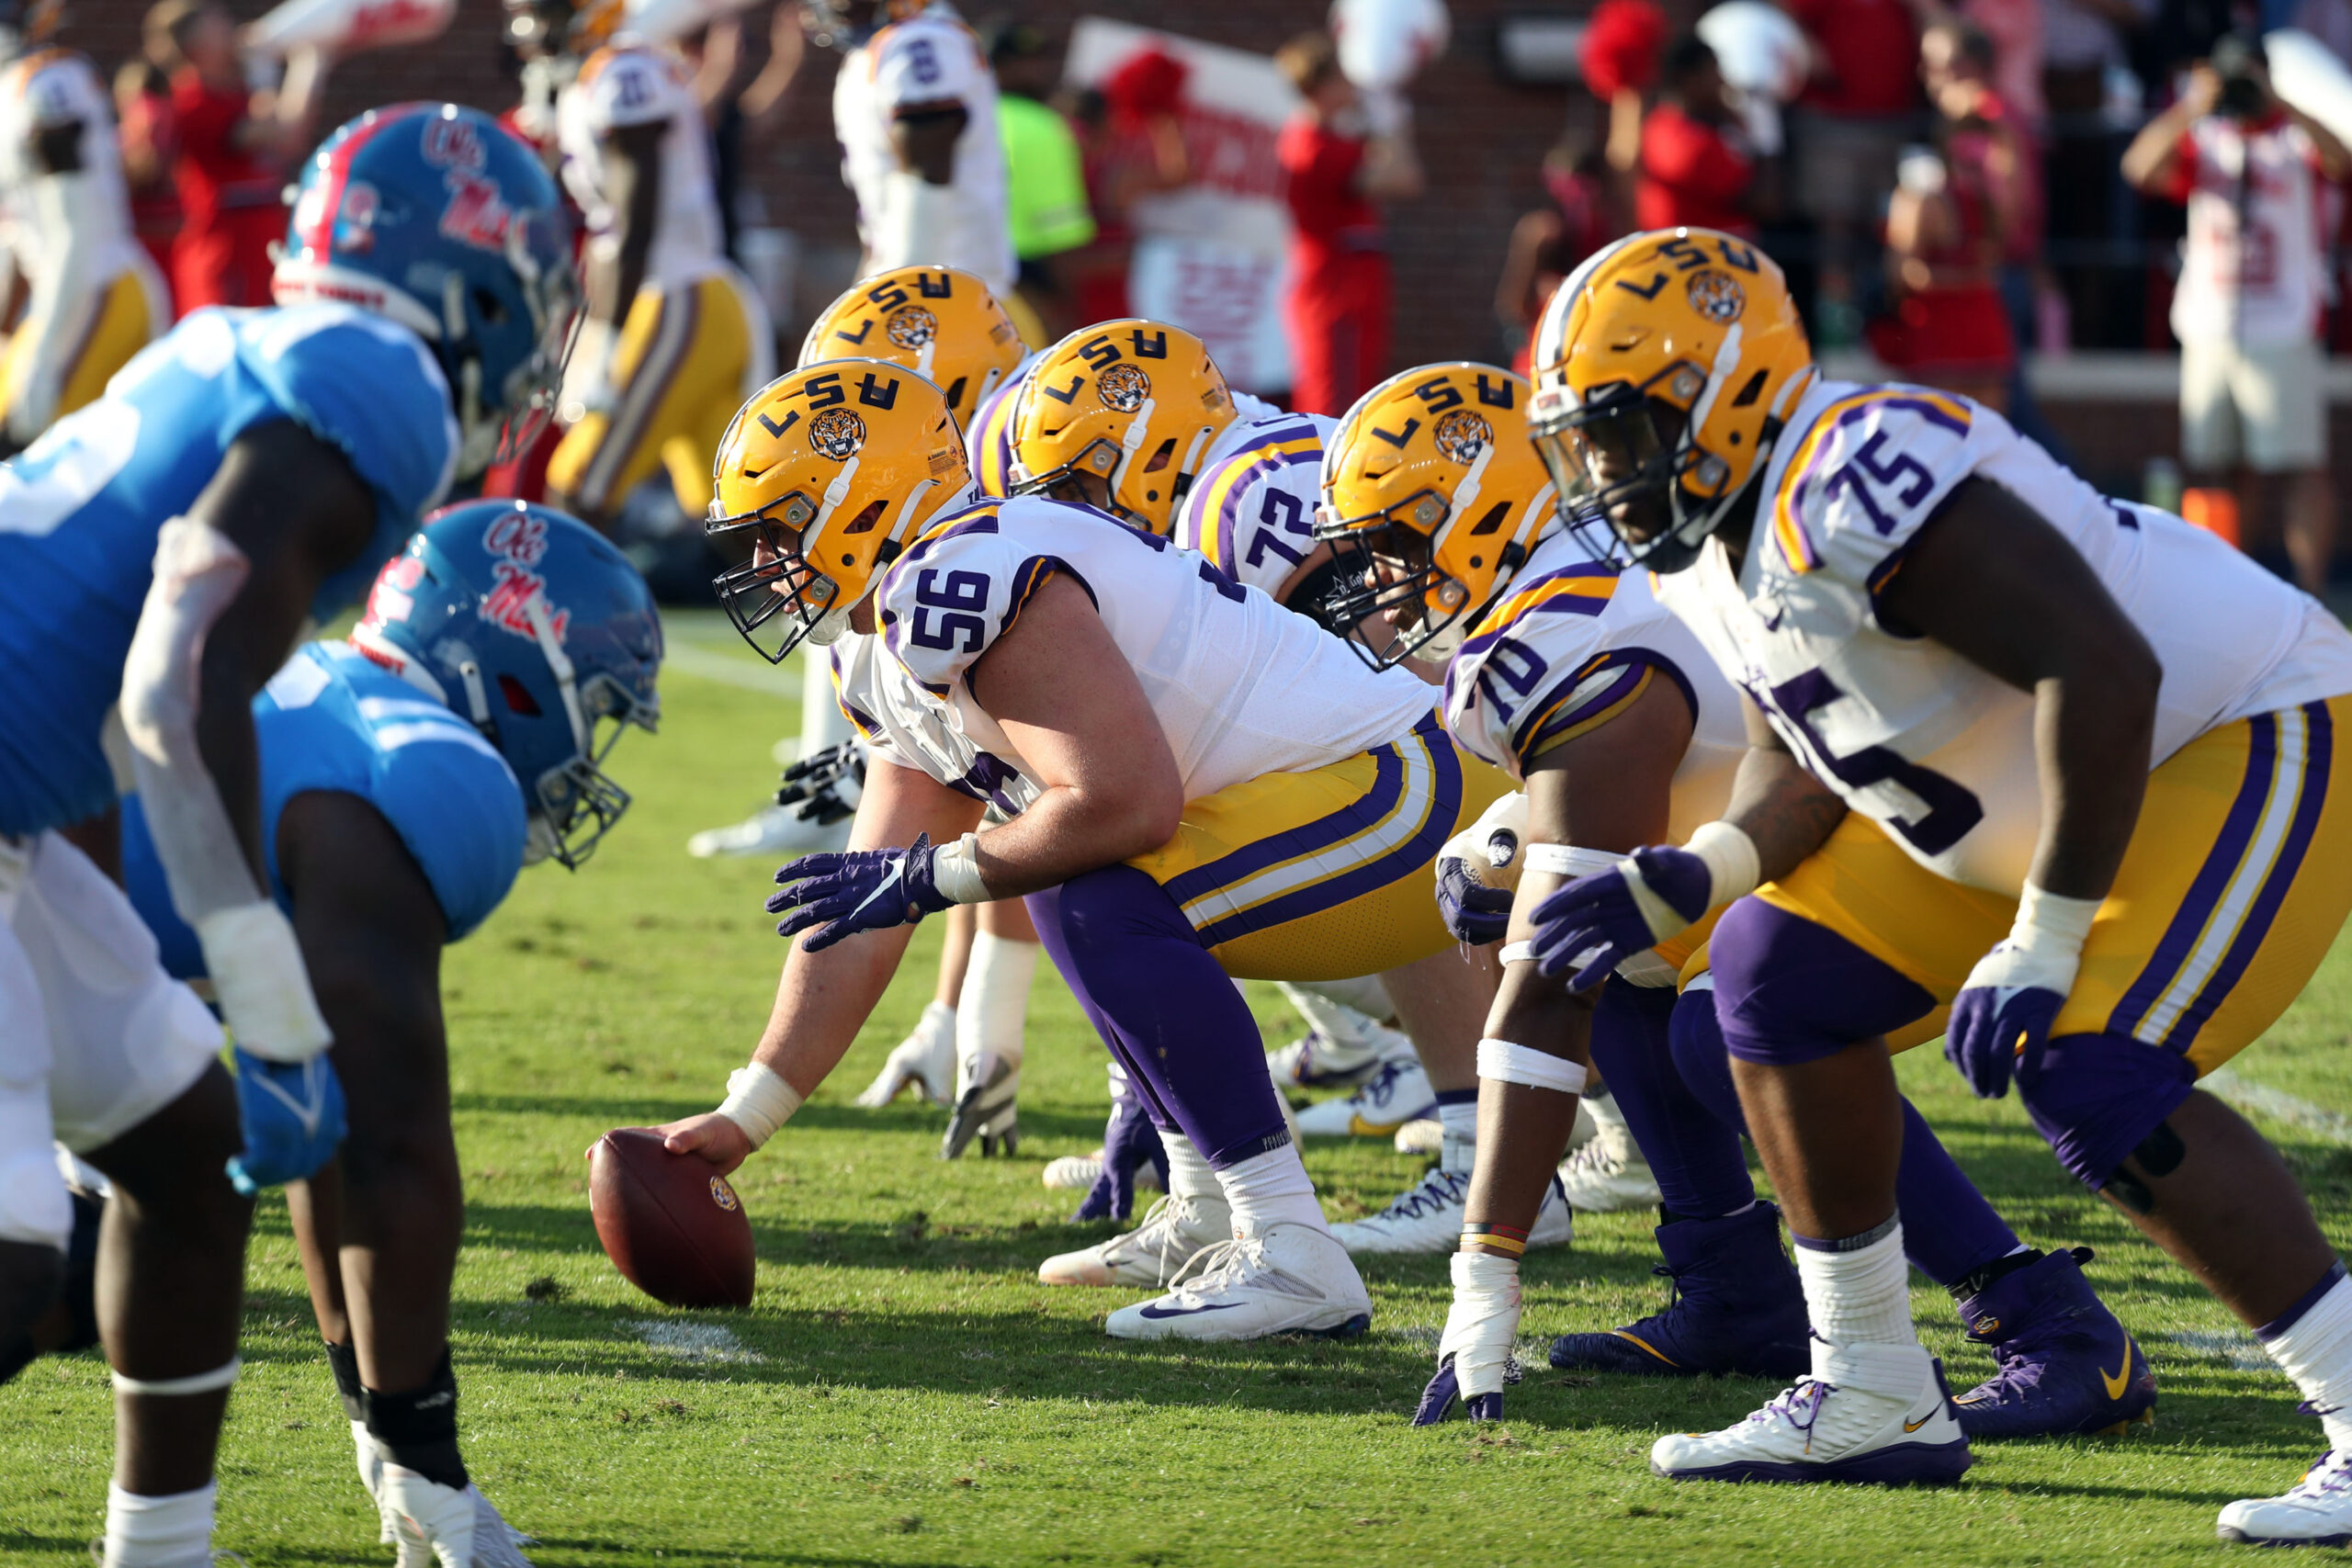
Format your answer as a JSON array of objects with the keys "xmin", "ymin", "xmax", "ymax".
[
  {"xmin": 323, "ymin": 1338, "xmax": 365, "ymax": 1422},
  {"xmin": 363, "ymin": 1348, "xmax": 468, "ymax": 1491}
]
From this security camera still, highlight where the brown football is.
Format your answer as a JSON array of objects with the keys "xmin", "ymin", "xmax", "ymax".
[{"xmin": 588, "ymin": 1128, "xmax": 755, "ymax": 1309}]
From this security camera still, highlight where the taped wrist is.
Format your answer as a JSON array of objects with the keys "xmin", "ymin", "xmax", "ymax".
[
  {"xmin": 718, "ymin": 1061, "xmax": 803, "ymax": 1149},
  {"xmin": 1522, "ymin": 843, "xmax": 1623, "ymax": 880},
  {"xmin": 198, "ymin": 901, "xmax": 333, "ymax": 1063},
  {"xmin": 1442, "ymin": 1248, "xmax": 1522, "ymax": 1397},
  {"xmin": 1476, "ymin": 1037, "xmax": 1589, "ymax": 1096},
  {"xmin": 363, "ymin": 1348, "xmax": 468, "ymax": 1492},
  {"xmin": 2009, "ymin": 882, "xmax": 2100, "ymax": 958},
  {"xmin": 930, "ymin": 832, "xmax": 990, "ymax": 905}
]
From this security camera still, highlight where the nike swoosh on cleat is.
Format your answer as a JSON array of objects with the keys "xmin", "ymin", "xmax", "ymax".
[
  {"xmin": 2101, "ymin": 1345, "xmax": 2136, "ymax": 1401},
  {"xmin": 1136, "ymin": 1302, "xmax": 1242, "ymax": 1319},
  {"xmin": 1904, "ymin": 1414, "xmax": 1934, "ymax": 1432}
]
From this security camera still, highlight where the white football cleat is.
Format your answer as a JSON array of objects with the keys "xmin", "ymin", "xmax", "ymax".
[
  {"xmin": 853, "ymin": 1001, "xmax": 956, "ymax": 1109},
  {"xmin": 1392, "ymin": 1119, "xmax": 1442, "ymax": 1156},
  {"xmin": 1104, "ymin": 1219, "xmax": 1373, "ymax": 1342},
  {"xmin": 1555, "ymin": 1116, "xmax": 1662, "ymax": 1212},
  {"xmin": 941, "ymin": 1052, "xmax": 1019, "ymax": 1157},
  {"xmin": 1331, "ymin": 1168, "xmax": 1575, "ymax": 1256},
  {"xmin": 1037, "ymin": 1191, "xmax": 1230, "ymax": 1288},
  {"xmin": 1650, "ymin": 1343, "xmax": 1973, "ymax": 1485},
  {"xmin": 1295, "ymin": 1055, "xmax": 1437, "ymax": 1138},
  {"xmin": 2219, "ymin": 1450, "xmax": 2352, "ymax": 1546},
  {"xmin": 1265, "ymin": 1019, "xmax": 1409, "ymax": 1089},
  {"xmin": 352, "ymin": 1420, "xmax": 395, "ymax": 1544},
  {"xmin": 685, "ymin": 803, "xmax": 850, "ymax": 860},
  {"xmin": 1042, "ymin": 1149, "xmax": 1163, "ymax": 1193}
]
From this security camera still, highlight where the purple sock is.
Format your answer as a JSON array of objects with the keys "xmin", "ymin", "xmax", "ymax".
[
  {"xmin": 1025, "ymin": 867, "xmax": 1290, "ymax": 1167},
  {"xmin": 1668, "ymin": 982, "xmax": 2018, "ymax": 1284},
  {"xmin": 1589, "ymin": 981, "xmax": 1755, "ymax": 1218}
]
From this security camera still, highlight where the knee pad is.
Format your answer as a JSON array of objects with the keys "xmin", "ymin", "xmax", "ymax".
[
  {"xmin": 2014, "ymin": 1030, "xmax": 2198, "ymax": 1193},
  {"xmin": 1668, "ymin": 979, "xmax": 1748, "ymax": 1135},
  {"xmin": 1708, "ymin": 897, "xmax": 1936, "ymax": 1066}
]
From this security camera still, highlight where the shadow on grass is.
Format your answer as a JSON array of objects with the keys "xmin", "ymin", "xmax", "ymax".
[
  {"xmin": 520, "ymin": 1541, "xmax": 979, "ymax": 1568},
  {"xmin": 453, "ymin": 1092, "xmax": 1104, "ymax": 1145}
]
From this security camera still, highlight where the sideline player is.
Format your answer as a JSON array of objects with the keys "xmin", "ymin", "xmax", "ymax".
[
  {"xmin": 0, "ymin": 103, "xmax": 575, "ymax": 1568},
  {"xmin": 1528, "ymin": 229, "xmax": 2352, "ymax": 1538},
  {"xmin": 0, "ymin": 0, "xmax": 168, "ymax": 452},
  {"xmin": 699, "ymin": 0, "xmax": 1013, "ymax": 865},
  {"xmin": 117, "ymin": 504, "xmax": 661, "ymax": 1565},
  {"xmin": 548, "ymin": 3, "xmax": 774, "ymax": 532},
  {"xmin": 656, "ymin": 355, "xmax": 1517, "ymax": 1339},
  {"xmin": 1317, "ymin": 361, "xmax": 2151, "ymax": 1435}
]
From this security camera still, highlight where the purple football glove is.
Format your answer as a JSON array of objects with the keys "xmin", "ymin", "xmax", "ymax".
[
  {"xmin": 1527, "ymin": 845, "xmax": 1713, "ymax": 989},
  {"xmin": 1436, "ymin": 851, "xmax": 1516, "ymax": 945},
  {"xmin": 1945, "ymin": 939, "xmax": 2076, "ymax": 1099},
  {"xmin": 1412, "ymin": 1354, "xmax": 1509, "ymax": 1426},
  {"xmin": 767, "ymin": 832, "xmax": 956, "ymax": 953},
  {"xmin": 1074, "ymin": 1073, "xmax": 1169, "ymax": 1222}
]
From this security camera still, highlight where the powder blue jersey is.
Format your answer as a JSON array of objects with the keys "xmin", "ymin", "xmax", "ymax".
[
  {"xmin": 121, "ymin": 641, "xmax": 525, "ymax": 978},
  {"xmin": 0, "ymin": 304, "xmax": 459, "ymax": 837}
]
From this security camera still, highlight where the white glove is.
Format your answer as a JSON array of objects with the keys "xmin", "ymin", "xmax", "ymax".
[{"xmin": 853, "ymin": 1000, "xmax": 956, "ymax": 1108}]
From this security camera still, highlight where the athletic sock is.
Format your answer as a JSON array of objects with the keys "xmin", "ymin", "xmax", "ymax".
[
  {"xmin": 102, "ymin": 1481, "xmax": 215, "ymax": 1568},
  {"xmin": 2259, "ymin": 1262, "xmax": 2352, "ymax": 1452},
  {"xmin": 1592, "ymin": 984, "xmax": 1753, "ymax": 1216},
  {"xmin": 1216, "ymin": 1143, "xmax": 1328, "ymax": 1235},
  {"xmin": 1792, "ymin": 1216, "xmax": 1917, "ymax": 1354},
  {"xmin": 1893, "ymin": 1099, "xmax": 2021, "ymax": 1286},
  {"xmin": 1161, "ymin": 1132, "xmax": 1220, "ymax": 1208},
  {"xmin": 362, "ymin": 1347, "xmax": 469, "ymax": 1492},
  {"xmin": 955, "ymin": 931, "xmax": 1038, "ymax": 1093},
  {"xmin": 1435, "ymin": 1089, "xmax": 1477, "ymax": 1175}
]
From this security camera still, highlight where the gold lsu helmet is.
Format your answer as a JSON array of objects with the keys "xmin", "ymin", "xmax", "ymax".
[
  {"xmin": 1008, "ymin": 319, "xmax": 1235, "ymax": 536},
  {"xmin": 799, "ymin": 266, "xmax": 1025, "ymax": 429},
  {"xmin": 1312, "ymin": 364, "xmax": 1555, "ymax": 668},
  {"xmin": 1526, "ymin": 229, "xmax": 1814, "ymax": 573},
  {"xmin": 706, "ymin": 359, "xmax": 973, "ymax": 663}
]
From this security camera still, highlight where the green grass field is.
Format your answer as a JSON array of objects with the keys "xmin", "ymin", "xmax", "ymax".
[{"xmin": 9, "ymin": 609, "xmax": 2352, "ymax": 1566}]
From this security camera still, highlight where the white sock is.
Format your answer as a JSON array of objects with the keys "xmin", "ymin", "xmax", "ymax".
[
  {"xmin": 2262, "ymin": 1268, "xmax": 2352, "ymax": 1452},
  {"xmin": 1216, "ymin": 1143, "xmax": 1328, "ymax": 1235},
  {"xmin": 104, "ymin": 1482, "xmax": 216, "ymax": 1568},
  {"xmin": 1275, "ymin": 981, "xmax": 1380, "ymax": 1058},
  {"xmin": 797, "ymin": 650, "xmax": 854, "ymax": 755},
  {"xmin": 1792, "ymin": 1216, "xmax": 1917, "ymax": 1356},
  {"xmin": 1161, "ymin": 1132, "xmax": 1221, "ymax": 1207},
  {"xmin": 1437, "ymin": 1098, "xmax": 1478, "ymax": 1175},
  {"xmin": 955, "ymin": 931, "xmax": 1038, "ymax": 1094}
]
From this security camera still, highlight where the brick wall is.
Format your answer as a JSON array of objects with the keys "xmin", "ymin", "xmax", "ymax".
[{"xmin": 60, "ymin": 0, "xmax": 1590, "ymax": 367}]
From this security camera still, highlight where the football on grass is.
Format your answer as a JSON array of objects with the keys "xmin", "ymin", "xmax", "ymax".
[{"xmin": 589, "ymin": 1128, "xmax": 755, "ymax": 1308}]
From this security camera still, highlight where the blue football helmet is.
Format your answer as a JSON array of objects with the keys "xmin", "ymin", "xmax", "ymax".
[
  {"xmin": 350, "ymin": 501, "xmax": 662, "ymax": 869},
  {"xmin": 276, "ymin": 103, "xmax": 579, "ymax": 480}
]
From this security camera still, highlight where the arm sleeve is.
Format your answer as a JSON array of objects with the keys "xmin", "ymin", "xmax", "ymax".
[{"xmin": 873, "ymin": 23, "xmax": 984, "ymax": 115}]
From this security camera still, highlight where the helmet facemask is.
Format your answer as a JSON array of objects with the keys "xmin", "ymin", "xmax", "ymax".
[
  {"xmin": 1531, "ymin": 363, "xmax": 1744, "ymax": 575},
  {"xmin": 706, "ymin": 482, "xmax": 878, "ymax": 663},
  {"xmin": 458, "ymin": 209, "xmax": 582, "ymax": 478},
  {"xmin": 514, "ymin": 593, "xmax": 655, "ymax": 869},
  {"xmin": 1317, "ymin": 500, "xmax": 1476, "ymax": 671}
]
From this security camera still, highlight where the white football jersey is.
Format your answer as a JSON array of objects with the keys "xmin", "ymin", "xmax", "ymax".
[
  {"xmin": 559, "ymin": 42, "xmax": 727, "ymax": 290},
  {"xmin": 1175, "ymin": 412, "xmax": 1337, "ymax": 600},
  {"xmin": 1445, "ymin": 530, "xmax": 1747, "ymax": 844},
  {"xmin": 0, "ymin": 50, "xmax": 138, "ymax": 283},
  {"xmin": 832, "ymin": 5, "xmax": 1014, "ymax": 295},
  {"xmin": 853, "ymin": 494, "xmax": 1435, "ymax": 811},
  {"xmin": 1655, "ymin": 378, "xmax": 2352, "ymax": 893}
]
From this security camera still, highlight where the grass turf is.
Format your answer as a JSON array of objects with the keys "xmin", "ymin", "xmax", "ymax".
[{"xmin": 6, "ymin": 608, "xmax": 2352, "ymax": 1566}]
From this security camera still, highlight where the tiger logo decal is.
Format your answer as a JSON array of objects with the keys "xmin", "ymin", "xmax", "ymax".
[{"xmin": 809, "ymin": 407, "xmax": 866, "ymax": 461}]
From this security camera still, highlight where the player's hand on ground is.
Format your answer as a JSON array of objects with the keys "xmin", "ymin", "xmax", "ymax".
[
  {"xmin": 1414, "ymin": 1250, "xmax": 1522, "ymax": 1425},
  {"xmin": 767, "ymin": 833, "xmax": 956, "ymax": 952},
  {"xmin": 225, "ymin": 1049, "xmax": 347, "ymax": 1195},
  {"xmin": 1529, "ymin": 845, "xmax": 1711, "ymax": 989},
  {"xmin": 1074, "ymin": 1082, "xmax": 1168, "ymax": 1222},
  {"xmin": 1946, "ymin": 942, "xmax": 2073, "ymax": 1099},
  {"xmin": 650, "ymin": 1112, "xmax": 752, "ymax": 1177}
]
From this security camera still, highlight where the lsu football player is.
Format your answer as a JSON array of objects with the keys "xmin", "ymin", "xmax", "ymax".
[
  {"xmin": 0, "ymin": 104, "xmax": 573, "ymax": 1568},
  {"xmin": 0, "ymin": 0, "xmax": 167, "ymax": 450},
  {"xmin": 547, "ymin": 0, "xmax": 775, "ymax": 531},
  {"xmin": 1010, "ymin": 322, "xmax": 1557, "ymax": 1260},
  {"xmin": 657, "ymin": 355, "xmax": 1521, "ymax": 1339},
  {"xmin": 808, "ymin": 0, "xmax": 1017, "ymax": 301},
  {"xmin": 1525, "ymin": 229, "xmax": 2352, "ymax": 1534},
  {"xmin": 1314, "ymin": 362, "xmax": 2153, "ymax": 1439},
  {"xmin": 114, "ymin": 505, "xmax": 658, "ymax": 1566}
]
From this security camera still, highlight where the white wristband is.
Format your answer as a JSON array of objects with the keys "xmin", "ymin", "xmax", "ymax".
[
  {"xmin": 1685, "ymin": 819, "xmax": 1762, "ymax": 907},
  {"xmin": 195, "ymin": 900, "xmax": 331, "ymax": 1063},
  {"xmin": 1523, "ymin": 842, "xmax": 1623, "ymax": 879},
  {"xmin": 1476, "ymin": 1037, "xmax": 1589, "ymax": 1095},
  {"xmin": 2010, "ymin": 882, "xmax": 2100, "ymax": 957},
  {"xmin": 1498, "ymin": 941, "xmax": 1537, "ymax": 965},
  {"xmin": 931, "ymin": 832, "xmax": 990, "ymax": 905},
  {"xmin": 717, "ymin": 1062, "xmax": 804, "ymax": 1150}
]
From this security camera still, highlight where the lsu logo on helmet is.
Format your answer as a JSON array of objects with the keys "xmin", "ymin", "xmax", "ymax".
[
  {"xmin": 798, "ymin": 265, "xmax": 1025, "ymax": 425},
  {"xmin": 1009, "ymin": 320, "xmax": 1234, "ymax": 536}
]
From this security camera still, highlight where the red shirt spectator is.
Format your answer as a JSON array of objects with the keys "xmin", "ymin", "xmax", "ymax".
[
  {"xmin": 169, "ymin": 67, "xmax": 288, "ymax": 312},
  {"xmin": 1280, "ymin": 118, "xmax": 1385, "ymax": 280},
  {"xmin": 1636, "ymin": 102, "xmax": 1756, "ymax": 235},
  {"xmin": 113, "ymin": 62, "xmax": 181, "ymax": 289},
  {"xmin": 1789, "ymin": 0, "xmax": 1920, "ymax": 117}
]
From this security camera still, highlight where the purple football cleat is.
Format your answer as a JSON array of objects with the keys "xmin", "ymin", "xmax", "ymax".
[
  {"xmin": 1550, "ymin": 1203, "xmax": 1811, "ymax": 1379},
  {"xmin": 1951, "ymin": 1246, "xmax": 2157, "ymax": 1439}
]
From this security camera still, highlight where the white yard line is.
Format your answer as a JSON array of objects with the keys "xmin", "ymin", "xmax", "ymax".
[
  {"xmin": 659, "ymin": 639, "xmax": 799, "ymax": 698},
  {"xmin": 2163, "ymin": 1329, "xmax": 2273, "ymax": 1372},
  {"xmin": 627, "ymin": 1320, "xmax": 766, "ymax": 1364},
  {"xmin": 2202, "ymin": 1066, "xmax": 2352, "ymax": 1147}
]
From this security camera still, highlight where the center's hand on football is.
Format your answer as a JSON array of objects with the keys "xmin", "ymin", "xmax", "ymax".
[
  {"xmin": 767, "ymin": 832, "xmax": 956, "ymax": 952},
  {"xmin": 649, "ymin": 1111, "xmax": 752, "ymax": 1177}
]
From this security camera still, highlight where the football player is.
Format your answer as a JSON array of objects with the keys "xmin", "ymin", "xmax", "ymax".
[
  {"xmin": 547, "ymin": 0, "xmax": 775, "ymax": 532},
  {"xmin": 658, "ymin": 354, "xmax": 1520, "ymax": 1339},
  {"xmin": 1528, "ymin": 229, "xmax": 2352, "ymax": 1537},
  {"xmin": 0, "ymin": 0, "xmax": 168, "ymax": 450},
  {"xmin": 1008, "ymin": 322, "xmax": 1562, "ymax": 1261},
  {"xmin": 1317, "ymin": 362, "xmax": 2151, "ymax": 1438},
  {"xmin": 0, "ymin": 104, "xmax": 573, "ymax": 1568},
  {"xmin": 115, "ymin": 504, "xmax": 659, "ymax": 1566}
]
